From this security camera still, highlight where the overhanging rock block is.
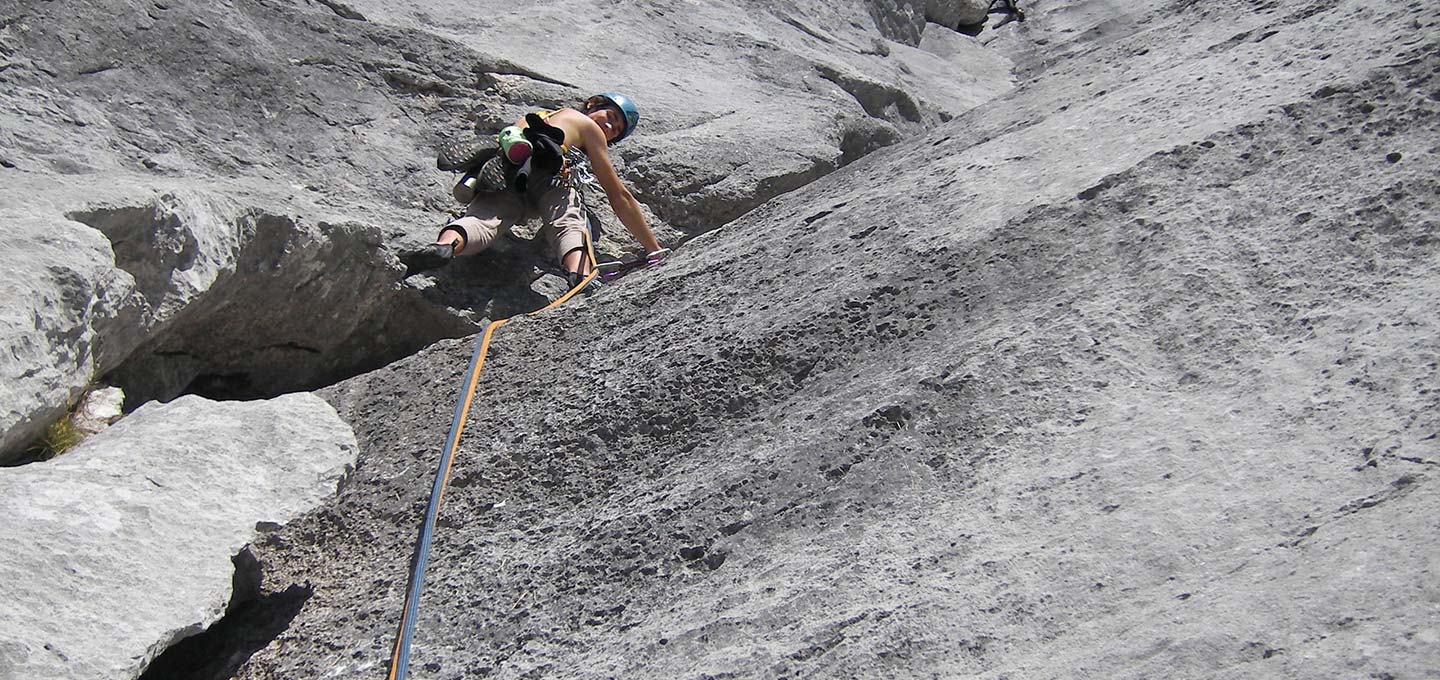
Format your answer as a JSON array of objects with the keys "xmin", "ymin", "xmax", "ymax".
[
  {"xmin": 927, "ymin": 0, "xmax": 989, "ymax": 27},
  {"xmin": 0, "ymin": 393, "xmax": 357, "ymax": 680},
  {"xmin": 0, "ymin": 177, "xmax": 462, "ymax": 464},
  {"xmin": 0, "ymin": 211, "xmax": 137, "ymax": 464}
]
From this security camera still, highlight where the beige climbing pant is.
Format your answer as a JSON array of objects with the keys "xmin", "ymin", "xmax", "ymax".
[{"xmin": 444, "ymin": 183, "xmax": 588, "ymax": 264}]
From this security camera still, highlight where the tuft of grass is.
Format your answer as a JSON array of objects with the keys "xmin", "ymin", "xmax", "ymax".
[{"xmin": 30, "ymin": 416, "xmax": 85, "ymax": 461}]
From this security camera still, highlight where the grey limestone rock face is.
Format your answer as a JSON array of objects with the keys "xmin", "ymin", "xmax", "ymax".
[
  {"xmin": 863, "ymin": 0, "xmax": 989, "ymax": 42},
  {"xmin": 864, "ymin": 0, "xmax": 928, "ymax": 45},
  {"xmin": 0, "ymin": 0, "xmax": 1010, "ymax": 462},
  {"xmin": 0, "ymin": 205, "xmax": 137, "ymax": 462},
  {"xmin": 233, "ymin": 0, "xmax": 1440, "ymax": 678},
  {"xmin": 0, "ymin": 179, "xmax": 470, "ymax": 462},
  {"xmin": 5, "ymin": 0, "xmax": 1438, "ymax": 677},
  {"xmin": 0, "ymin": 393, "xmax": 356, "ymax": 680},
  {"xmin": 309, "ymin": 0, "xmax": 1016, "ymax": 234},
  {"xmin": 71, "ymin": 188, "xmax": 472, "ymax": 407}
]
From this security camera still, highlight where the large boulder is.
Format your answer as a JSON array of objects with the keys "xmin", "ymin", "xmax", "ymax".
[
  {"xmin": 862, "ymin": 0, "xmax": 988, "ymax": 41},
  {"xmin": 0, "ymin": 393, "xmax": 356, "ymax": 680},
  {"xmin": 927, "ymin": 0, "xmax": 990, "ymax": 27},
  {"xmin": 70, "ymin": 187, "xmax": 469, "ymax": 407}
]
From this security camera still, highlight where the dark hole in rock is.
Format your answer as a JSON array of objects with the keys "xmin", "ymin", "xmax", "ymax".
[
  {"xmin": 183, "ymin": 373, "xmax": 260, "ymax": 403},
  {"xmin": 139, "ymin": 551, "xmax": 312, "ymax": 680},
  {"xmin": 955, "ymin": 22, "xmax": 984, "ymax": 37},
  {"xmin": 678, "ymin": 545, "xmax": 707, "ymax": 561},
  {"xmin": 702, "ymin": 551, "xmax": 729, "ymax": 571}
]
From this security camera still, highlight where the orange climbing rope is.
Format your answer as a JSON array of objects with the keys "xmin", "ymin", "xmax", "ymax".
[{"xmin": 386, "ymin": 235, "xmax": 599, "ymax": 680}]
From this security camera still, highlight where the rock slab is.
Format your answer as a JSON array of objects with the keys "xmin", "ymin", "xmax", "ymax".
[
  {"xmin": 233, "ymin": 0, "xmax": 1440, "ymax": 678},
  {"xmin": 0, "ymin": 0, "xmax": 1012, "ymax": 463},
  {"xmin": 0, "ymin": 394, "xmax": 357, "ymax": 680}
]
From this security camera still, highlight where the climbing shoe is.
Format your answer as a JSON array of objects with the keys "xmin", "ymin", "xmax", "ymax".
[
  {"xmin": 565, "ymin": 270, "xmax": 602, "ymax": 296},
  {"xmin": 436, "ymin": 137, "xmax": 494, "ymax": 172},
  {"xmin": 476, "ymin": 154, "xmax": 510, "ymax": 193},
  {"xmin": 399, "ymin": 242, "xmax": 455, "ymax": 277}
]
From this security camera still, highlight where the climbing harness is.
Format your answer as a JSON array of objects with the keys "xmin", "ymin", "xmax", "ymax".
[{"xmin": 385, "ymin": 233, "xmax": 600, "ymax": 680}]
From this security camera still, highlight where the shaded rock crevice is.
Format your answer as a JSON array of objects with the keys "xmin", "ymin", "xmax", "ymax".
[
  {"xmin": 838, "ymin": 116, "xmax": 904, "ymax": 165},
  {"xmin": 71, "ymin": 201, "xmax": 201, "ymax": 312},
  {"xmin": 139, "ymin": 549, "xmax": 313, "ymax": 680},
  {"xmin": 67, "ymin": 194, "xmax": 475, "ymax": 409}
]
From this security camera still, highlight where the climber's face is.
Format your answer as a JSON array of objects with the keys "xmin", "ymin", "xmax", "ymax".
[{"xmin": 586, "ymin": 104, "xmax": 626, "ymax": 142}]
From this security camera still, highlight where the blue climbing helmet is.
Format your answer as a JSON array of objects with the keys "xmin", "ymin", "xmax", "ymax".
[{"xmin": 588, "ymin": 91, "xmax": 640, "ymax": 144}]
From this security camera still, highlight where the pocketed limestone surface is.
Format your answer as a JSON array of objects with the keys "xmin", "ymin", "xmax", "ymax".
[{"xmin": 234, "ymin": 1, "xmax": 1440, "ymax": 678}]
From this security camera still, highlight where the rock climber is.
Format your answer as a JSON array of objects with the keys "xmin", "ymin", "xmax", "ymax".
[{"xmin": 400, "ymin": 92, "xmax": 666, "ymax": 290}]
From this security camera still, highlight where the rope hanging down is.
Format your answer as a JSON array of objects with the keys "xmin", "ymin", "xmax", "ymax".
[{"xmin": 386, "ymin": 237, "xmax": 600, "ymax": 680}]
